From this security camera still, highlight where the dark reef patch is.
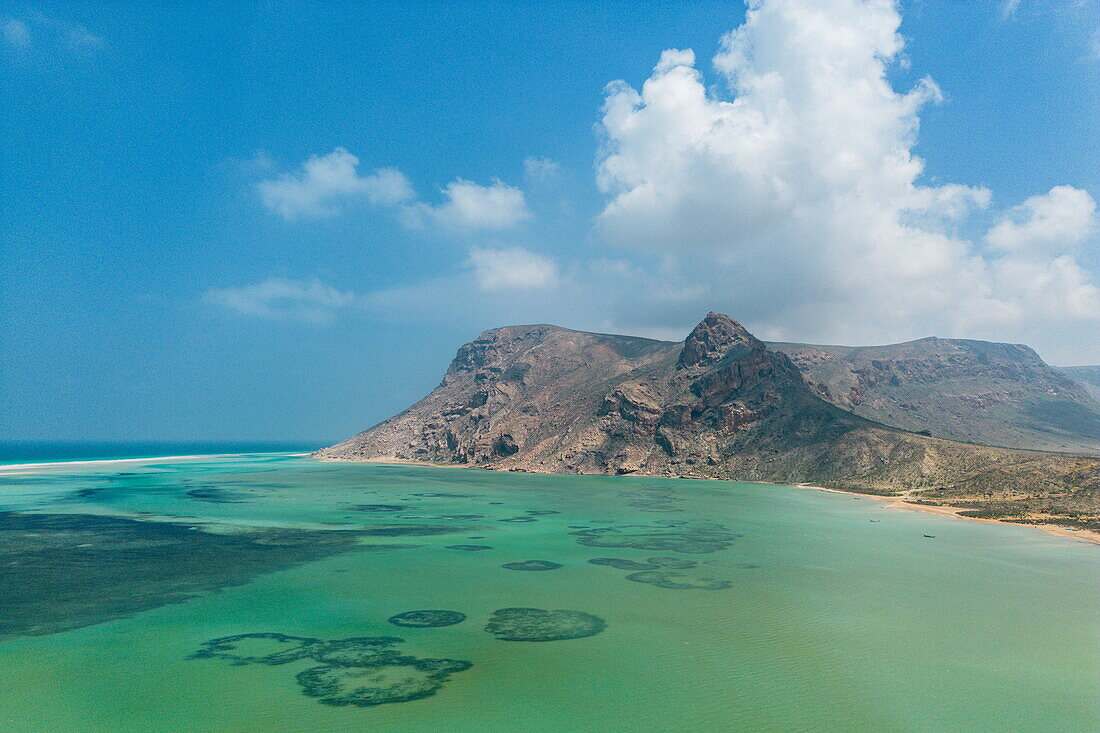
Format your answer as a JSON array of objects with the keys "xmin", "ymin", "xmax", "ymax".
[
  {"xmin": 445, "ymin": 544, "xmax": 493, "ymax": 551},
  {"xmin": 587, "ymin": 557, "xmax": 660, "ymax": 571},
  {"xmin": 297, "ymin": 655, "xmax": 472, "ymax": 707},
  {"xmin": 646, "ymin": 556, "xmax": 698, "ymax": 570},
  {"xmin": 624, "ymin": 570, "xmax": 732, "ymax": 591},
  {"xmin": 359, "ymin": 525, "xmax": 463, "ymax": 537},
  {"xmin": 501, "ymin": 560, "xmax": 562, "ymax": 571},
  {"xmin": 186, "ymin": 487, "xmax": 249, "ymax": 504},
  {"xmin": 399, "ymin": 514, "xmax": 485, "ymax": 521},
  {"xmin": 411, "ymin": 492, "xmax": 477, "ymax": 499},
  {"xmin": 0, "ymin": 512, "xmax": 371, "ymax": 640},
  {"xmin": 192, "ymin": 634, "xmax": 472, "ymax": 708},
  {"xmin": 570, "ymin": 523, "xmax": 740, "ymax": 554},
  {"xmin": 618, "ymin": 490, "xmax": 683, "ymax": 513},
  {"xmin": 189, "ymin": 632, "xmax": 320, "ymax": 665},
  {"xmin": 388, "ymin": 610, "xmax": 467, "ymax": 628},
  {"xmin": 584, "ymin": 554, "xmax": 735, "ymax": 590},
  {"xmin": 310, "ymin": 636, "xmax": 407, "ymax": 666},
  {"xmin": 484, "ymin": 607, "xmax": 606, "ymax": 642},
  {"xmin": 525, "ymin": 510, "xmax": 560, "ymax": 516}
]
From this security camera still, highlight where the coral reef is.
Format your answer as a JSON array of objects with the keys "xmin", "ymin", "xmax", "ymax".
[
  {"xmin": 484, "ymin": 607, "xmax": 606, "ymax": 642},
  {"xmin": 191, "ymin": 633, "xmax": 472, "ymax": 708},
  {"xmin": 388, "ymin": 610, "xmax": 467, "ymax": 628},
  {"xmin": 500, "ymin": 560, "xmax": 562, "ymax": 571}
]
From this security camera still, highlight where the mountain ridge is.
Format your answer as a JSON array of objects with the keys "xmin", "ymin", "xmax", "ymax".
[
  {"xmin": 317, "ymin": 314, "xmax": 1100, "ymax": 529},
  {"xmin": 768, "ymin": 337, "xmax": 1100, "ymax": 455}
]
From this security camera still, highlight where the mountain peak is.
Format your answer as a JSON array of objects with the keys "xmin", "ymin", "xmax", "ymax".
[{"xmin": 678, "ymin": 312, "xmax": 765, "ymax": 367}]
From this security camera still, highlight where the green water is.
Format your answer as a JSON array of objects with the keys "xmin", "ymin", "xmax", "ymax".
[{"xmin": 0, "ymin": 455, "xmax": 1097, "ymax": 732}]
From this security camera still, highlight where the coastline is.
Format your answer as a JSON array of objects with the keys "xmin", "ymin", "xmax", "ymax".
[
  {"xmin": 789, "ymin": 482, "xmax": 1100, "ymax": 547},
  {"xmin": 319, "ymin": 454, "xmax": 1100, "ymax": 547},
  {"xmin": 7, "ymin": 451, "xmax": 1097, "ymax": 547},
  {"xmin": 0, "ymin": 452, "xmax": 309, "ymax": 475}
]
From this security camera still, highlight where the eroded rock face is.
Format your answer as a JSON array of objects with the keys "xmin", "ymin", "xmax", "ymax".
[
  {"xmin": 315, "ymin": 312, "xmax": 1100, "ymax": 501},
  {"xmin": 678, "ymin": 311, "xmax": 765, "ymax": 368}
]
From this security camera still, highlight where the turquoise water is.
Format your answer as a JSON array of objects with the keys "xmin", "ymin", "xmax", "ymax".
[
  {"xmin": 0, "ymin": 441, "xmax": 322, "ymax": 465},
  {"xmin": 0, "ymin": 455, "xmax": 1097, "ymax": 731}
]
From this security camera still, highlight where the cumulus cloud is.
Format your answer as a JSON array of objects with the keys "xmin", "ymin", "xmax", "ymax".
[
  {"xmin": 591, "ymin": 0, "xmax": 1099, "ymax": 346},
  {"xmin": 259, "ymin": 148, "xmax": 529, "ymax": 233},
  {"xmin": 468, "ymin": 246, "xmax": 559, "ymax": 291},
  {"xmin": 205, "ymin": 277, "xmax": 357, "ymax": 324},
  {"xmin": 403, "ymin": 178, "xmax": 530, "ymax": 231},
  {"xmin": 258, "ymin": 148, "xmax": 414, "ymax": 220},
  {"xmin": 987, "ymin": 186, "xmax": 1096, "ymax": 253}
]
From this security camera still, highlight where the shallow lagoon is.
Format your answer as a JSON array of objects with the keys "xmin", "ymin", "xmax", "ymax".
[{"xmin": 0, "ymin": 455, "xmax": 1097, "ymax": 732}]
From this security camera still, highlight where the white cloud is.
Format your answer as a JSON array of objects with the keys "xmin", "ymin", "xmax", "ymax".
[
  {"xmin": 259, "ymin": 149, "xmax": 529, "ymax": 233},
  {"xmin": 2, "ymin": 14, "xmax": 100, "ymax": 54},
  {"xmin": 1000, "ymin": 0, "xmax": 1023, "ymax": 20},
  {"xmin": 404, "ymin": 178, "xmax": 530, "ymax": 231},
  {"xmin": 523, "ymin": 156, "xmax": 562, "ymax": 182},
  {"xmin": 205, "ymin": 277, "xmax": 357, "ymax": 324},
  {"xmin": 589, "ymin": 0, "xmax": 1099, "ymax": 347},
  {"xmin": 468, "ymin": 246, "xmax": 559, "ymax": 291},
  {"xmin": 2, "ymin": 18, "xmax": 30, "ymax": 48},
  {"xmin": 61, "ymin": 25, "xmax": 101, "ymax": 52},
  {"xmin": 987, "ymin": 186, "xmax": 1096, "ymax": 254},
  {"xmin": 258, "ymin": 148, "xmax": 414, "ymax": 220}
]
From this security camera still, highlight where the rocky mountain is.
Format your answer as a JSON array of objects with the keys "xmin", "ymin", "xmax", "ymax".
[
  {"xmin": 318, "ymin": 313, "xmax": 1100, "ymax": 527},
  {"xmin": 768, "ymin": 339, "xmax": 1100, "ymax": 455},
  {"xmin": 1060, "ymin": 366, "xmax": 1100, "ymax": 403}
]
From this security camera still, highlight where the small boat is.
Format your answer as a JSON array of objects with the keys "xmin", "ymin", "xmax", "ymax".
[{"xmin": 923, "ymin": 534, "xmax": 936, "ymax": 538}]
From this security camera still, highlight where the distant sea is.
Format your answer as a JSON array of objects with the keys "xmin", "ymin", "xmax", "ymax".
[{"xmin": 0, "ymin": 440, "xmax": 327, "ymax": 465}]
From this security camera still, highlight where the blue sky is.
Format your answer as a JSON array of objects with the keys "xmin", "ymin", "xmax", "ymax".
[{"xmin": 2, "ymin": 0, "xmax": 1098, "ymax": 442}]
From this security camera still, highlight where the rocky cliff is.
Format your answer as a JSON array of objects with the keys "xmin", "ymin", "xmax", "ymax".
[
  {"xmin": 1060, "ymin": 366, "xmax": 1100, "ymax": 403},
  {"xmin": 317, "ymin": 314, "xmax": 1100, "ymax": 525},
  {"xmin": 769, "ymin": 338, "xmax": 1100, "ymax": 454}
]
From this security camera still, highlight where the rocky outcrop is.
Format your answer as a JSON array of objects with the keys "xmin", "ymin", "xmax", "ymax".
[
  {"xmin": 771, "ymin": 338, "xmax": 1100, "ymax": 454},
  {"xmin": 678, "ymin": 311, "xmax": 764, "ymax": 368},
  {"xmin": 1060, "ymin": 366, "xmax": 1100, "ymax": 403},
  {"xmin": 316, "ymin": 314, "xmax": 1100, "ymax": 506}
]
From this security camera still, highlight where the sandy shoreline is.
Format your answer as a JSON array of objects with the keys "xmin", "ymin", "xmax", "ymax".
[{"xmin": 787, "ymin": 482, "xmax": 1100, "ymax": 547}]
